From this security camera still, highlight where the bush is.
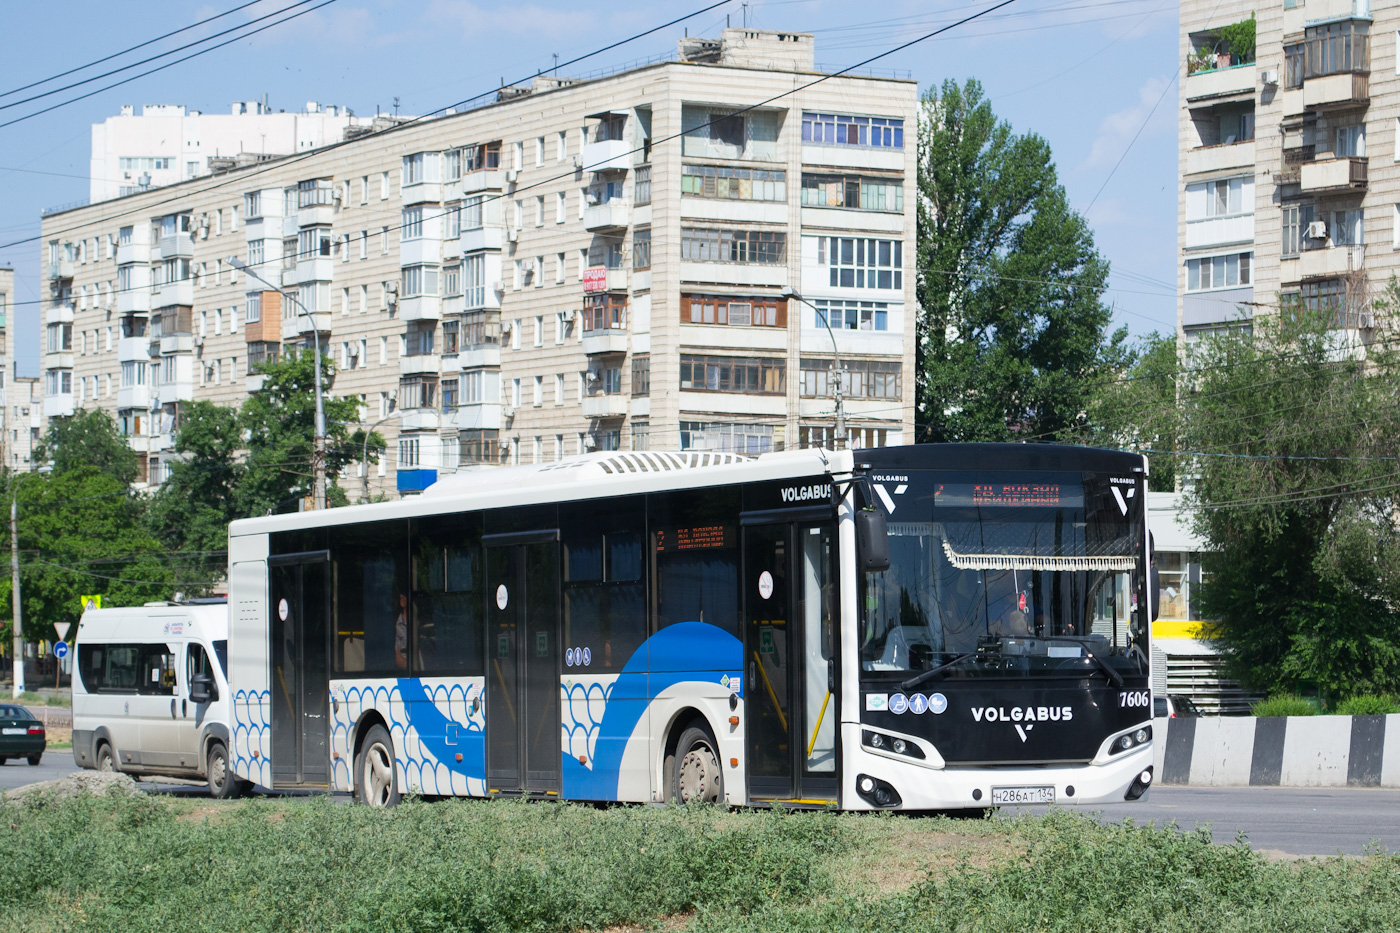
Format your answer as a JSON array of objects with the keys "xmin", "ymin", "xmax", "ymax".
[
  {"xmin": 1252, "ymin": 695, "xmax": 1317, "ymax": 717},
  {"xmin": 1336, "ymin": 694, "xmax": 1400, "ymax": 716}
]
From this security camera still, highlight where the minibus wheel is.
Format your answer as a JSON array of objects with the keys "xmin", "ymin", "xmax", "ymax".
[
  {"xmin": 673, "ymin": 725, "xmax": 723, "ymax": 804},
  {"xmin": 96, "ymin": 743, "xmax": 115, "ymax": 772},
  {"xmin": 206, "ymin": 742, "xmax": 242, "ymax": 800}
]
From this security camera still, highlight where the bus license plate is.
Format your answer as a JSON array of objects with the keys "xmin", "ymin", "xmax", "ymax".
[{"xmin": 991, "ymin": 785, "xmax": 1055, "ymax": 805}]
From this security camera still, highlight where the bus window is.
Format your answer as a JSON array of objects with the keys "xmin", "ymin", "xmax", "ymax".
[
  {"xmin": 411, "ymin": 513, "xmax": 484, "ymax": 675},
  {"xmin": 333, "ymin": 519, "xmax": 409, "ymax": 675},
  {"xmin": 650, "ymin": 486, "xmax": 741, "ymax": 639},
  {"xmin": 562, "ymin": 498, "xmax": 646, "ymax": 671},
  {"xmin": 78, "ymin": 643, "xmax": 141, "ymax": 693},
  {"xmin": 138, "ymin": 644, "xmax": 176, "ymax": 696}
]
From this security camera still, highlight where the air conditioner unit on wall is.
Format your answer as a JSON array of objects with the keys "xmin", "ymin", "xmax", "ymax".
[
  {"xmin": 1261, "ymin": 69, "xmax": 1279, "ymax": 86},
  {"xmin": 1307, "ymin": 220, "xmax": 1328, "ymax": 239}
]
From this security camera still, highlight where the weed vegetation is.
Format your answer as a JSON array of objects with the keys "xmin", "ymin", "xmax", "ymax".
[
  {"xmin": 1250, "ymin": 695, "xmax": 1317, "ymax": 717},
  {"xmin": 1335, "ymin": 694, "xmax": 1400, "ymax": 716},
  {"xmin": 1, "ymin": 792, "xmax": 1398, "ymax": 933}
]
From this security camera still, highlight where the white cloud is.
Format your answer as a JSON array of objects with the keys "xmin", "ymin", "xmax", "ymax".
[{"xmin": 1081, "ymin": 74, "xmax": 1174, "ymax": 170}]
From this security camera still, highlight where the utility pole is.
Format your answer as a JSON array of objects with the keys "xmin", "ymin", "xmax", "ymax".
[
  {"xmin": 229, "ymin": 257, "xmax": 326, "ymax": 508},
  {"xmin": 782, "ymin": 287, "xmax": 846, "ymax": 448},
  {"xmin": 10, "ymin": 489, "xmax": 22, "ymax": 697}
]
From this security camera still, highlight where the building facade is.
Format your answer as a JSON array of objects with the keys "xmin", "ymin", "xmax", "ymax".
[
  {"xmin": 1179, "ymin": 0, "xmax": 1388, "ymax": 342},
  {"xmin": 90, "ymin": 100, "xmax": 379, "ymax": 203},
  {"xmin": 40, "ymin": 30, "xmax": 917, "ymax": 498}
]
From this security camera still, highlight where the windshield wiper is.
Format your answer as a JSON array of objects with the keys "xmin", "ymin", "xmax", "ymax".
[
  {"xmin": 900, "ymin": 652, "xmax": 978, "ymax": 693},
  {"xmin": 1083, "ymin": 643, "xmax": 1124, "ymax": 687}
]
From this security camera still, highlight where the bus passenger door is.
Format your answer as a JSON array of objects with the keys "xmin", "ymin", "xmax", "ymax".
[
  {"xmin": 269, "ymin": 551, "xmax": 330, "ymax": 788},
  {"xmin": 485, "ymin": 536, "xmax": 561, "ymax": 796},
  {"xmin": 743, "ymin": 522, "xmax": 837, "ymax": 804}
]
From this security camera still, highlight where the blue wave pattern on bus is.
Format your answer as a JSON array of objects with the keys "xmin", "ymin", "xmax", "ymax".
[
  {"xmin": 561, "ymin": 621, "xmax": 741, "ymax": 800},
  {"xmin": 231, "ymin": 688, "xmax": 271, "ymax": 786},
  {"xmin": 332, "ymin": 678, "xmax": 486, "ymax": 795},
  {"xmin": 562, "ymin": 677, "xmax": 617, "ymax": 769}
]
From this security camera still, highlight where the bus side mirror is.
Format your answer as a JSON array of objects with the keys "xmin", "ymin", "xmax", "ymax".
[
  {"xmin": 1149, "ymin": 567, "xmax": 1161, "ymax": 622},
  {"xmin": 856, "ymin": 509, "xmax": 890, "ymax": 573}
]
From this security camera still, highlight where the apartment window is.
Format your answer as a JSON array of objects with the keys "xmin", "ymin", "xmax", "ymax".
[
  {"xmin": 463, "ymin": 255, "xmax": 487, "ymax": 308},
  {"xmin": 403, "ymin": 152, "xmax": 426, "ymax": 185},
  {"xmin": 460, "ymin": 430, "xmax": 499, "ymax": 464},
  {"xmin": 400, "ymin": 377, "xmax": 437, "ymax": 409},
  {"xmin": 513, "ymin": 141, "xmax": 524, "ymax": 170},
  {"xmin": 633, "ymin": 228, "xmax": 651, "ymax": 271},
  {"xmin": 1285, "ymin": 43, "xmax": 1305, "ymax": 88},
  {"xmin": 1327, "ymin": 209, "xmax": 1364, "ymax": 246},
  {"xmin": 1185, "ymin": 251, "xmax": 1253, "ymax": 291},
  {"xmin": 536, "ymin": 136, "xmax": 545, "ymax": 166},
  {"xmin": 816, "ymin": 236, "xmax": 903, "ymax": 289},
  {"xmin": 533, "ymin": 375, "xmax": 544, "ymax": 407},
  {"xmin": 681, "ymin": 165, "xmax": 787, "ymax": 201},
  {"xmin": 244, "ymin": 191, "xmax": 262, "ymax": 218},
  {"xmin": 44, "ymin": 370, "xmax": 73, "ymax": 397},
  {"xmin": 298, "ymin": 179, "xmax": 334, "ymax": 208},
  {"xmin": 119, "ymin": 225, "xmax": 133, "ymax": 247},
  {"xmin": 679, "ymin": 421, "xmax": 777, "ymax": 454},
  {"xmin": 441, "ymin": 378, "xmax": 459, "ymax": 411},
  {"xmin": 800, "ymin": 173, "xmax": 903, "ymax": 212},
  {"xmin": 534, "ymin": 315, "xmax": 544, "ymax": 346},
  {"xmin": 634, "ymin": 165, "xmax": 652, "ymax": 205},
  {"xmin": 401, "ymin": 264, "xmax": 439, "ymax": 298},
  {"xmin": 399, "ymin": 438, "xmax": 420, "ymax": 468},
  {"xmin": 1282, "ymin": 203, "xmax": 1312, "ymax": 258},
  {"xmin": 681, "ymin": 227, "xmax": 786, "ymax": 263},
  {"xmin": 381, "ymin": 226, "xmax": 390, "ymax": 254},
  {"xmin": 513, "ymin": 200, "xmax": 524, "ymax": 230},
  {"xmin": 556, "ymin": 253, "xmax": 566, "ymax": 285},
  {"xmin": 358, "ymin": 231, "xmax": 368, "ymax": 260},
  {"xmin": 555, "ymin": 373, "xmax": 565, "ymax": 405},
  {"xmin": 682, "ymin": 293, "xmax": 785, "ymax": 327},
  {"xmin": 298, "ymin": 226, "xmax": 332, "ymax": 258},
  {"xmin": 442, "ymin": 320, "xmax": 460, "ymax": 354},
  {"xmin": 460, "ymin": 195, "xmax": 484, "ymax": 231},
  {"xmin": 403, "ymin": 206, "xmax": 424, "ymax": 240},
  {"xmin": 583, "ymin": 293, "xmax": 626, "ymax": 332},
  {"xmin": 1304, "ymin": 20, "xmax": 1369, "ymax": 78},
  {"xmin": 444, "ymin": 264, "xmax": 461, "ymax": 298},
  {"xmin": 535, "ymin": 196, "xmax": 544, "ymax": 227},
  {"xmin": 380, "ymin": 171, "xmax": 390, "ymax": 199},
  {"xmin": 156, "ymin": 258, "xmax": 191, "ymax": 285},
  {"xmin": 248, "ymin": 238, "xmax": 264, "ymax": 267},
  {"xmin": 680, "ymin": 107, "xmax": 778, "ymax": 160},
  {"xmin": 1336, "ymin": 123, "xmax": 1366, "ymax": 157},
  {"xmin": 800, "ymin": 358, "xmax": 902, "ymax": 399},
  {"xmin": 578, "ymin": 189, "xmax": 587, "ymax": 221},
  {"xmin": 463, "ymin": 141, "xmax": 501, "ymax": 171},
  {"xmin": 631, "ymin": 354, "xmax": 650, "ymax": 396},
  {"xmin": 46, "ymin": 323, "xmax": 72, "ymax": 352},
  {"xmin": 809, "ymin": 301, "xmax": 891, "ymax": 338},
  {"xmin": 405, "ymin": 323, "xmax": 435, "ymax": 356},
  {"xmin": 802, "ymin": 112, "xmax": 904, "ymax": 148},
  {"xmin": 587, "ymin": 366, "xmax": 623, "ymax": 396},
  {"xmin": 555, "ymin": 191, "xmax": 566, "ymax": 223},
  {"xmin": 680, "ymin": 355, "xmax": 785, "ymax": 394}
]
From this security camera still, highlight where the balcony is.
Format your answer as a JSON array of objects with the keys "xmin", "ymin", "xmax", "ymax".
[
  {"xmin": 584, "ymin": 201, "xmax": 631, "ymax": 233},
  {"xmin": 1185, "ymin": 213, "xmax": 1254, "ymax": 250},
  {"xmin": 582, "ymin": 393, "xmax": 627, "ymax": 418},
  {"xmin": 580, "ymin": 139, "xmax": 630, "ymax": 172},
  {"xmin": 159, "ymin": 234, "xmax": 193, "ymax": 258},
  {"xmin": 116, "ymin": 288, "xmax": 150, "ymax": 314},
  {"xmin": 459, "ymin": 346, "xmax": 501, "ymax": 369},
  {"xmin": 401, "ymin": 179, "xmax": 442, "ymax": 206},
  {"xmin": 1185, "ymin": 64, "xmax": 1257, "ymax": 103},
  {"xmin": 117, "ymin": 385, "xmax": 152, "ymax": 410},
  {"xmin": 160, "ymin": 334, "xmax": 194, "ymax": 355},
  {"xmin": 1300, "ymin": 157, "xmax": 1367, "ymax": 195},
  {"xmin": 582, "ymin": 329, "xmax": 629, "ymax": 355},
  {"xmin": 399, "ymin": 353, "xmax": 442, "ymax": 376},
  {"xmin": 151, "ymin": 279, "xmax": 194, "ymax": 308},
  {"xmin": 400, "ymin": 296, "xmax": 442, "ymax": 321},
  {"xmin": 397, "ymin": 469, "xmax": 438, "ymax": 494},
  {"xmin": 449, "ymin": 402, "xmax": 503, "ymax": 431},
  {"xmin": 1304, "ymin": 72, "xmax": 1368, "ymax": 111},
  {"xmin": 43, "ymin": 394, "xmax": 75, "ymax": 419},
  {"xmin": 1185, "ymin": 140, "xmax": 1256, "ymax": 176},
  {"xmin": 1300, "ymin": 244, "xmax": 1365, "ymax": 280},
  {"xmin": 297, "ymin": 204, "xmax": 335, "ymax": 228},
  {"xmin": 46, "ymin": 258, "xmax": 74, "ymax": 281},
  {"xmin": 44, "ymin": 352, "xmax": 74, "ymax": 369},
  {"xmin": 45, "ymin": 304, "xmax": 74, "ymax": 325},
  {"xmin": 118, "ymin": 336, "xmax": 148, "ymax": 362},
  {"xmin": 460, "ymin": 227, "xmax": 503, "ymax": 253},
  {"xmin": 399, "ymin": 410, "xmax": 440, "ymax": 431},
  {"xmin": 459, "ymin": 170, "xmax": 504, "ymax": 195},
  {"xmin": 116, "ymin": 242, "xmax": 149, "ymax": 265},
  {"xmin": 295, "ymin": 257, "xmax": 335, "ymax": 284}
]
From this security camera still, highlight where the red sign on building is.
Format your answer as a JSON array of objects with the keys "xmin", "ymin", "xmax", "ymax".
[{"xmin": 583, "ymin": 266, "xmax": 609, "ymax": 293}]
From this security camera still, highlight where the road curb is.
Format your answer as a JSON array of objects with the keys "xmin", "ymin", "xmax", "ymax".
[{"xmin": 1158, "ymin": 714, "xmax": 1400, "ymax": 787}]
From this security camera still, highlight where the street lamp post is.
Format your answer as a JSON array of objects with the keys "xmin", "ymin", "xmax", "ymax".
[
  {"xmin": 229, "ymin": 257, "xmax": 327, "ymax": 509},
  {"xmin": 781, "ymin": 287, "xmax": 846, "ymax": 449},
  {"xmin": 11, "ymin": 465, "xmax": 52, "ymax": 698}
]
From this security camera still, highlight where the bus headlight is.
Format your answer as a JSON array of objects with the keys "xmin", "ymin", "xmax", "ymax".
[
  {"xmin": 862, "ymin": 730, "xmax": 925, "ymax": 760},
  {"xmin": 1108, "ymin": 725, "xmax": 1152, "ymax": 756}
]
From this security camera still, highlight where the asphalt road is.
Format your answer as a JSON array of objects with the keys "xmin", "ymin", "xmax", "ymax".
[{"xmin": 5, "ymin": 753, "xmax": 1398, "ymax": 856}]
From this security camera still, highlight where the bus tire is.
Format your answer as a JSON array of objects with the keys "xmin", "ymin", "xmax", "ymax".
[
  {"xmin": 672, "ymin": 725, "xmax": 723, "ymax": 804},
  {"xmin": 96, "ymin": 743, "xmax": 116, "ymax": 773},
  {"xmin": 355, "ymin": 724, "xmax": 400, "ymax": 808},
  {"xmin": 206, "ymin": 742, "xmax": 241, "ymax": 799}
]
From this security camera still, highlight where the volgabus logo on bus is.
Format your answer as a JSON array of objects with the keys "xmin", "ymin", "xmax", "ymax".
[
  {"xmin": 779, "ymin": 483, "xmax": 830, "ymax": 503},
  {"xmin": 971, "ymin": 704, "xmax": 1074, "ymax": 743}
]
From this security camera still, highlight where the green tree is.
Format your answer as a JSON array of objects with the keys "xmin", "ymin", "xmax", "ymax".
[
  {"xmin": 236, "ymin": 350, "xmax": 377, "ymax": 515},
  {"xmin": 147, "ymin": 400, "xmax": 243, "ymax": 593},
  {"xmin": 33, "ymin": 407, "xmax": 140, "ymax": 484},
  {"xmin": 1181, "ymin": 297, "xmax": 1400, "ymax": 698},
  {"xmin": 1090, "ymin": 332, "xmax": 1180, "ymax": 492},
  {"xmin": 916, "ymin": 78, "xmax": 1130, "ymax": 443},
  {"xmin": 0, "ymin": 467, "xmax": 172, "ymax": 648}
]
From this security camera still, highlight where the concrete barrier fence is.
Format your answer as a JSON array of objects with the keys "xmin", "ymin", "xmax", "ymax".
[{"xmin": 1152, "ymin": 714, "xmax": 1400, "ymax": 788}]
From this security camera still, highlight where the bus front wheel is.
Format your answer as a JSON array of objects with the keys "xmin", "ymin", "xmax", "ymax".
[
  {"xmin": 96, "ymin": 743, "xmax": 116, "ymax": 772},
  {"xmin": 672, "ymin": 725, "xmax": 723, "ymax": 804},
  {"xmin": 206, "ymin": 742, "xmax": 242, "ymax": 800},
  {"xmin": 355, "ymin": 724, "xmax": 401, "ymax": 808}
]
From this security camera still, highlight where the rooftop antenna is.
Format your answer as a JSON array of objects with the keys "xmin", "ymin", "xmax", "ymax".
[
  {"xmin": 393, "ymin": 96, "xmax": 400, "ymax": 117},
  {"xmin": 553, "ymin": 53, "xmax": 559, "ymax": 75},
  {"xmin": 742, "ymin": 2, "xmax": 748, "ymax": 27}
]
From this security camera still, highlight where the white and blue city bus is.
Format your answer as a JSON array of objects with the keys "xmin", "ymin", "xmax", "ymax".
[{"xmin": 224, "ymin": 443, "xmax": 1156, "ymax": 809}]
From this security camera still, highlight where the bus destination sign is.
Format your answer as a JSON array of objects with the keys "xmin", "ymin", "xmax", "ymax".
[
  {"xmin": 935, "ymin": 483, "xmax": 1064, "ymax": 508},
  {"xmin": 655, "ymin": 524, "xmax": 733, "ymax": 552}
]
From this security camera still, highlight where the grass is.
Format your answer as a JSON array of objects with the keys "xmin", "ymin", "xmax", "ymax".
[
  {"xmin": 14, "ymin": 692, "xmax": 70, "ymax": 708},
  {"xmin": 1, "ymin": 795, "xmax": 1399, "ymax": 933},
  {"xmin": 1336, "ymin": 695, "xmax": 1400, "ymax": 716}
]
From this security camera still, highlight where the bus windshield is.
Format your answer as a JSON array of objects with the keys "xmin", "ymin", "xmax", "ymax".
[{"xmin": 860, "ymin": 470, "xmax": 1148, "ymax": 680}]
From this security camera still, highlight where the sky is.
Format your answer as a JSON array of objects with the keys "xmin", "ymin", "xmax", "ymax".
[{"xmin": 0, "ymin": 0, "xmax": 1179, "ymax": 377}]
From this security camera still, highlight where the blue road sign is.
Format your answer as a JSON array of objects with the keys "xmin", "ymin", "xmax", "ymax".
[{"xmin": 53, "ymin": 640, "xmax": 69, "ymax": 660}]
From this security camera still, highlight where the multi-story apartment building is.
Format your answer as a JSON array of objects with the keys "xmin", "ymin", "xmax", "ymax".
[
  {"xmin": 1179, "ymin": 0, "xmax": 1385, "ymax": 342},
  {"xmin": 90, "ymin": 100, "xmax": 378, "ymax": 202},
  {"xmin": 40, "ymin": 29, "xmax": 917, "ymax": 498},
  {"xmin": 8, "ymin": 372, "xmax": 41, "ymax": 473}
]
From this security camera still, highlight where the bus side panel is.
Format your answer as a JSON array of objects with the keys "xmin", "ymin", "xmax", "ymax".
[
  {"xmin": 559, "ymin": 621, "xmax": 741, "ymax": 803},
  {"xmin": 229, "ymin": 557, "xmax": 273, "ymax": 788},
  {"xmin": 329, "ymin": 675, "xmax": 487, "ymax": 796}
]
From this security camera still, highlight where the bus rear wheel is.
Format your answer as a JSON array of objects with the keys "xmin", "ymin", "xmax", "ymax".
[
  {"xmin": 96, "ymin": 743, "xmax": 115, "ymax": 772},
  {"xmin": 355, "ymin": 724, "xmax": 401, "ymax": 808},
  {"xmin": 206, "ymin": 742, "xmax": 242, "ymax": 800},
  {"xmin": 672, "ymin": 725, "xmax": 723, "ymax": 804}
]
